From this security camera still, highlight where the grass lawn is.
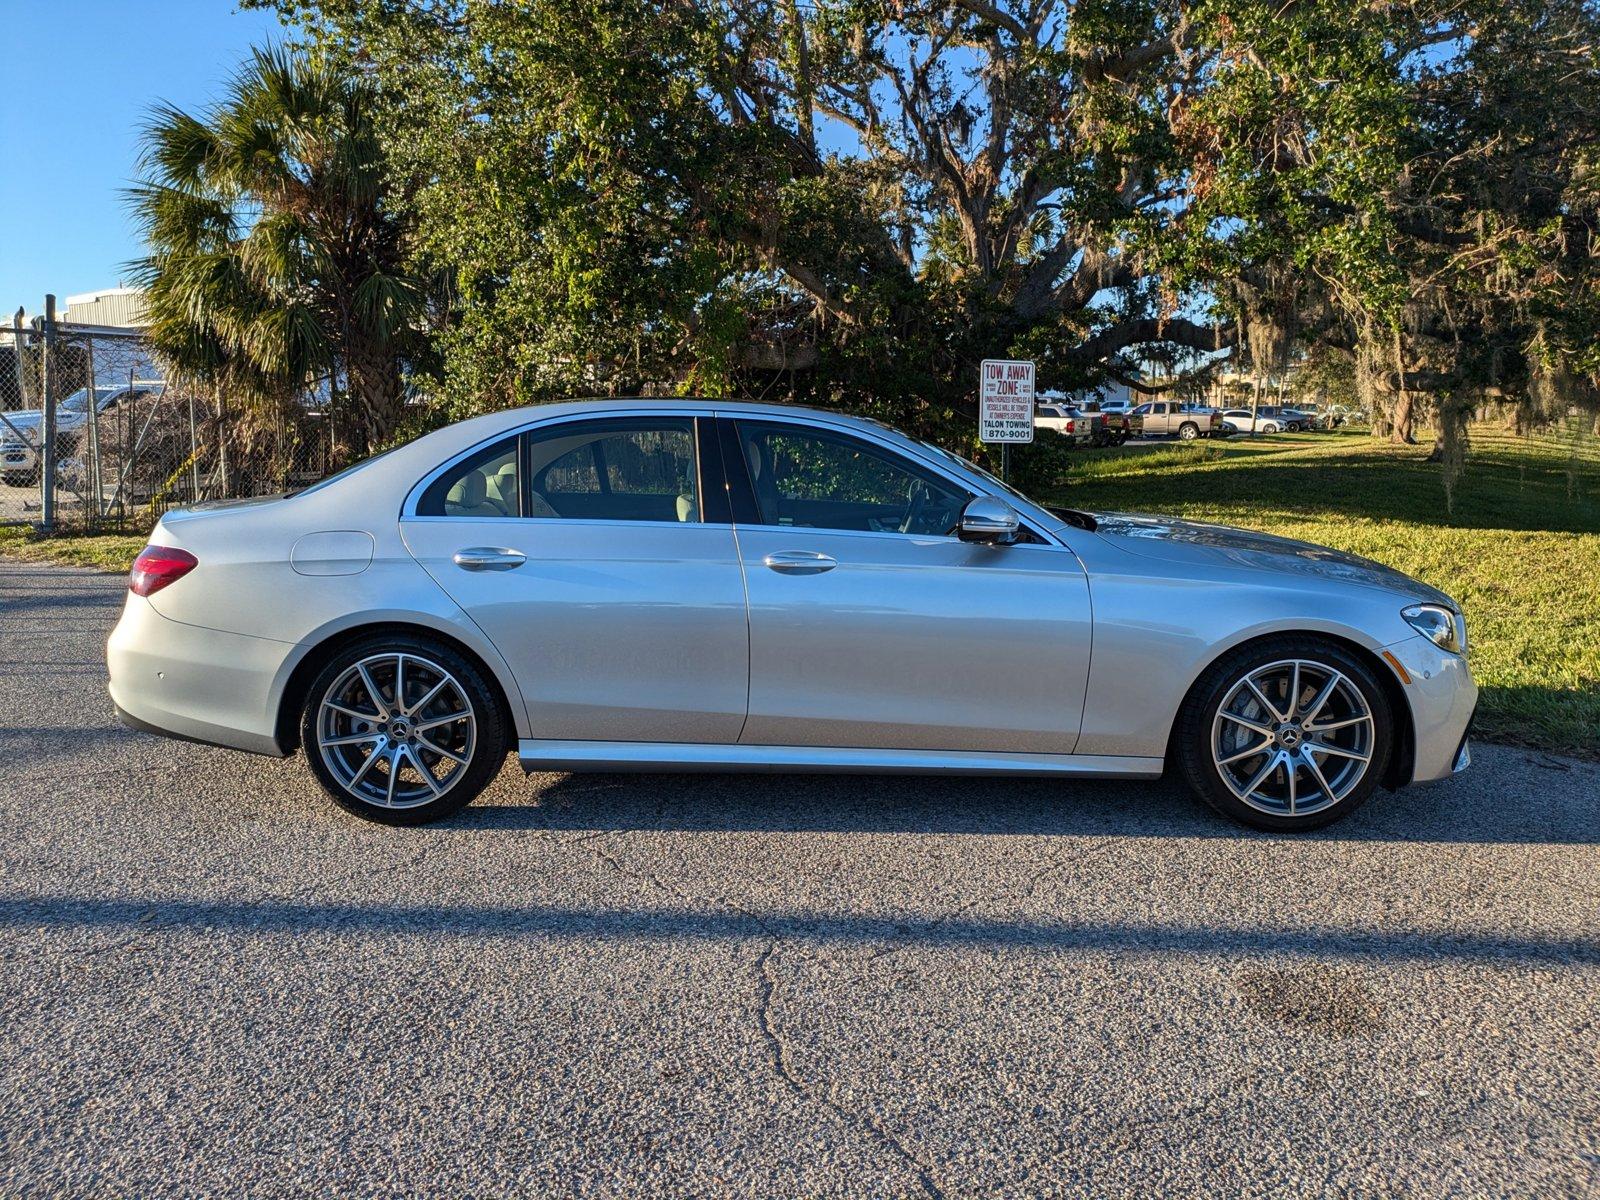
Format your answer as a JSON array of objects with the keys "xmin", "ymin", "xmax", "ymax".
[
  {"xmin": 0, "ymin": 524, "xmax": 147, "ymax": 573},
  {"xmin": 4, "ymin": 420, "xmax": 1597, "ymax": 756},
  {"xmin": 1044, "ymin": 423, "xmax": 1600, "ymax": 757}
]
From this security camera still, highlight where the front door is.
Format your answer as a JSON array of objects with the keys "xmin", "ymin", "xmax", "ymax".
[
  {"xmin": 401, "ymin": 415, "xmax": 749, "ymax": 743},
  {"xmin": 722, "ymin": 417, "xmax": 1093, "ymax": 753}
]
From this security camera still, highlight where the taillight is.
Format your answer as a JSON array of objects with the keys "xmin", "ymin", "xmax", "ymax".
[
  {"xmin": 1064, "ymin": 419, "xmax": 1075, "ymax": 433},
  {"xmin": 129, "ymin": 545, "xmax": 198, "ymax": 597}
]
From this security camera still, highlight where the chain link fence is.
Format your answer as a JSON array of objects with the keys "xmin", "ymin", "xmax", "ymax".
[{"xmin": 3, "ymin": 307, "xmax": 340, "ymax": 533}]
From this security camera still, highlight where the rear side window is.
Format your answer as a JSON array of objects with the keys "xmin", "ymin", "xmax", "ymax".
[
  {"xmin": 418, "ymin": 436, "xmax": 522, "ymax": 518},
  {"xmin": 528, "ymin": 419, "xmax": 699, "ymax": 522}
]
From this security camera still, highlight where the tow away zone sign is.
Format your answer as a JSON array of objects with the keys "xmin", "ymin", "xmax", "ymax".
[{"xmin": 979, "ymin": 359, "xmax": 1035, "ymax": 443}]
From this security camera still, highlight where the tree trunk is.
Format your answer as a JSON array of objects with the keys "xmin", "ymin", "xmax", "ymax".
[
  {"xmin": 1391, "ymin": 390, "xmax": 1417, "ymax": 444},
  {"xmin": 344, "ymin": 336, "xmax": 405, "ymax": 456}
]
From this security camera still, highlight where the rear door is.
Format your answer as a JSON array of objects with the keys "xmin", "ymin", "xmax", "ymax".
[
  {"xmin": 400, "ymin": 414, "xmax": 749, "ymax": 743},
  {"xmin": 720, "ymin": 415, "xmax": 1093, "ymax": 753}
]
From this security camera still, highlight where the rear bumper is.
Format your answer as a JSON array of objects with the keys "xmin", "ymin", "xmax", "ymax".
[
  {"xmin": 107, "ymin": 592, "xmax": 294, "ymax": 757},
  {"xmin": 1381, "ymin": 633, "xmax": 1478, "ymax": 783}
]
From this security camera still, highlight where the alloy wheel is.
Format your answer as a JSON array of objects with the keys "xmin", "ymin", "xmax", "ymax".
[
  {"xmin": 315, "ymin": 652, "xmax": 477, "ymax": 809},
  {"xmin": 1210, "ymin": 658, "xmax": 1375, "ymax": 817}
]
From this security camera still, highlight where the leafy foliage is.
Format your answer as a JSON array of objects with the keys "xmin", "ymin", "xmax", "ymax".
[
  {"xmin": 251, "ymin": 1, "xmax": 1600, "ymax": 465},
  {"xmin": 129, "ymin": 46, "xmax": 440, "ymax": 452}
]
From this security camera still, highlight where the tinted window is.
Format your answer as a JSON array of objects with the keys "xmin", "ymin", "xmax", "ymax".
[
  {"xmin": 528, "ymin": 419, "xmax": 698, "ymax": 522},
  {"xmin": 419, "ymin": 436, "xmax": 521, "ymax": 518},
  {"xmin": 735, "ymin": 422, "xmax": 967, "ymax": 536}
]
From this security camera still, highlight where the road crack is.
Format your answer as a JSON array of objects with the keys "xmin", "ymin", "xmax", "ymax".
[{"xmin": 754, "ymin": 941, "xmax": 946, "ymax": 1200}]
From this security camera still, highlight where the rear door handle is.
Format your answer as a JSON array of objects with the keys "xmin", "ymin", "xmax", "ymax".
[
  {"xmin": 763, "ymin": 550, "xmax": 837, "ymax": 575},
  {"xmin": 453, "ymin": 547, "xmax": 526, "ymax": 572}
]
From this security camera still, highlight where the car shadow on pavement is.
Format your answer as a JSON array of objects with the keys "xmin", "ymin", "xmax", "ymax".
[
  {"xmin": 3, "ymin": 893, "xmax": 1596, "ymax": 966},
  {"xmin": 455, "ymin": 750, "xmax": 1600, "ymax": 845}
]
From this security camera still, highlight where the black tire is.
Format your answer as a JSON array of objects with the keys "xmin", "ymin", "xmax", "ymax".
[
  {"xmin": 1177, "ymin": 421, "xmax": 1200, "ymax": 441},
  {"xmin": 1174, "ymin": 636, "xmax": 1394, "ymax": 832},
  {"xmin": 299, "ymin": 633, "xmax": 509, "ymax": 825}
]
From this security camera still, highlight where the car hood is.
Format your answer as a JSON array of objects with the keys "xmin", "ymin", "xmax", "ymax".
[
  {"xmin": 0, "ymin": 409, "xmax": 42, "ymax": 434},
  {"xmin": 1089, "ymin": 512, "xmax": 1455, "ymax": 607}
]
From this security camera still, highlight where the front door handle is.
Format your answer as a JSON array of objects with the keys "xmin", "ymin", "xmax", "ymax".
[
  {"xmin": 763, "ymin": 550, "xmax": 837, "ymax": 575},
  {"xmin": 453, "ymin": 547, "xmax": 526, "ymax": 572}
]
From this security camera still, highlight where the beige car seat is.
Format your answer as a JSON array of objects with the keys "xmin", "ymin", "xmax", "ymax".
[
  {"xmin": 486, "ymin": 465, "xmax": 518, "ymax": 513},
  {"xmin": 444, "ymin": 470, "xmax": 507, "ymax": 518}
]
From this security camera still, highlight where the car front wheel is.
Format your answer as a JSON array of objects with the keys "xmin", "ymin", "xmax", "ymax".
[
  {"xmin": 1175, "ymin": 638, "xmax": 1393, "ymax": 831},
  {"xmin": 300, "ymin": 635, "xmax": 508, "ymax": 825}
]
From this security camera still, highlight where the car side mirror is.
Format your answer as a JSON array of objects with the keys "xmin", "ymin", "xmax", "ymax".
[{"xmin": 959, "ymin": 495, "xmax": 1021, "ymax": 545}]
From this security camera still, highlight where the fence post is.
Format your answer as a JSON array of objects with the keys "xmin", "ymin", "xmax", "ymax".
[
  {"xmin": 187, "ymin": 388, "xmax": 200, "ymax": 499},
  {"xmin": 9, "ymin": 309, "xmax": 31, "ymax": 409},
  {"xmin": 38, "ymin": 295, "xmax": 57, "ymax": 533},
  {"xmin": 84, "ymin": 335, "xmax": 102, "ymax": 521},
  {"xmin": 215, "ymin": 386, "xmax": 229, "ymax": 497}
]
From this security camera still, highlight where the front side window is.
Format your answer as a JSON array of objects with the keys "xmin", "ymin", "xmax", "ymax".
[
  {"xmin": 528, "ymin": 419, "xmax": 699, "ymax": 522},
  {"xmin": 735, "ymin": 421, "xmax": 967, "ymax": 536}
]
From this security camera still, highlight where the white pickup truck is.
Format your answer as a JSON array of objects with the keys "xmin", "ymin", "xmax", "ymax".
[{"xmin": 1033, "ymin": 402, "xmax": 1097, "ymax": 445}]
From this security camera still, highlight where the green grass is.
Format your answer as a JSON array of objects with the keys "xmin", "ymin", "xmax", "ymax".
[
  {"xmin": 0, "ymin": 525, "xmax": 147, "ymax": 573},
  {"xmin": 4, "ymin": 421, "xmax": 1597, "ymax": 755},
  {"xmin": 1044, "ymin": 423, "xmax": 1600, "ymax": 756}
]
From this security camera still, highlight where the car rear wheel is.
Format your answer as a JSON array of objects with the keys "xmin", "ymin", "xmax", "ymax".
[
  {"xmin": 1175, "ymin": 637, "xmax": 1393, "ymax": 831},
  {"xmin": 300, "ymin": 635, "xmax": 508, "ymax": 825},
  {"xmin": 1177, "ymin": 421, "xmax": 1200, "ymax": 441}
]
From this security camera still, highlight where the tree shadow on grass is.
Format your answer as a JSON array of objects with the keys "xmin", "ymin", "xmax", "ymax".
[{"xmin": 1069, "ymin": 455, "xmax": 1600, "ymax": 534}]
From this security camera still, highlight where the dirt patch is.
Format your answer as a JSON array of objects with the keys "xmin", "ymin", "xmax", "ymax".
[{"xmin": 1236, "ymin": 964, "xmax": 1386, "ymax": 1038}]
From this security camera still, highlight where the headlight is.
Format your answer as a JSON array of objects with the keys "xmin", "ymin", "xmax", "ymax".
[{"xmin": 1402, "ymin": 603, "xmax": 1465, "ymax": 655}]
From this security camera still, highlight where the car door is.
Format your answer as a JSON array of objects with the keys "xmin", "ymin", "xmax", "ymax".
[
  {"xmin": 400, "ymin": 414, "xmax": 749, "ymax": 744},
  {"xmin": 720, "ymin": 416, "xmax": 1093, "ymax": 754}
]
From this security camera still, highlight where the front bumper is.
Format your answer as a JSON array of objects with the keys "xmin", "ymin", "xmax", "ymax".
[
  {"xmin": 1381, "ymin": 633, "xmax": 1478, "ymax": 783},
  {"xmin": 107, "ymin": 591, "xmax": 295, "ymax": 757}
]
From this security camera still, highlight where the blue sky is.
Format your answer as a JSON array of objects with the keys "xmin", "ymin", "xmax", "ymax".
[{"xmin": 0, "ymin": 2, "xmax": 285, "ymax": 315}]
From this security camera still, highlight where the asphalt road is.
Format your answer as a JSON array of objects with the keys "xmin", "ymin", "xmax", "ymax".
[{"xmin": 2, "ymin": 559, "xmax": 1597, "ymax": 1198}]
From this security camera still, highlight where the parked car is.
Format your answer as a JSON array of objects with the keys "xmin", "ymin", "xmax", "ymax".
[
  {"xmin": 109, "ymin": 398, "xmax": 1476, "ymax": 833},
  {"xmin": 1128, "ymin": 400, "xmax": 1223, "ymax": 440},
  {"xmin": 1281, "ymin": 406, "xmax": 1325, "ymax": 431},
  {"xmin": 1247, "ymin": 405, "xmax": 1309, "ymax": 432},
  {"xmin": 1, "ymin": 384, "xmax": 156, "ymax": 486},
  {"xmin": 1220, "ymin": 408, "xmax": 1284, "ymax": 434},
  {"xmin": 1034, "ymin": 402, "xmax": 1096, "ymax": 445},
  {"xmin": 1073, "ymin": 400, "xmax": 1131, "ymax": 446},
  {"xmin": 1097, "ymin": 398, "xmax": 1133, "ymax": 415}
]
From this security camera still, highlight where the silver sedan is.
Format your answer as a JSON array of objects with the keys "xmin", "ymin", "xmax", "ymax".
[{"xmin": 107, "ymin": 399, "xmax": 1476, "ymax": 831}]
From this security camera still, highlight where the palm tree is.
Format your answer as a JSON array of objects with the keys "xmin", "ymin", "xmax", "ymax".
[{"xmin": 129, "ymin": 46, "xmax": 432, "ymax": 454}]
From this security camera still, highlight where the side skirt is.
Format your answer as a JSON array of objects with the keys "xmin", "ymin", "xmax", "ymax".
[{"xmin": 518, "ymin": 739, "xmax": 1163, "ymax": 778}]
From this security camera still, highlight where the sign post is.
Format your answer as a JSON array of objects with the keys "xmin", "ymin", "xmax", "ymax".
[{"xmin": 978, "ymin": 358, "xmax": 1035, "ymax": 482}]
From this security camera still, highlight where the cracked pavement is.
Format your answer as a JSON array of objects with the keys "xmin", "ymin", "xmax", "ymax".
[{"xmin": 2, "ymin": 559, "xmax": 1598, "ymax": 1197}]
